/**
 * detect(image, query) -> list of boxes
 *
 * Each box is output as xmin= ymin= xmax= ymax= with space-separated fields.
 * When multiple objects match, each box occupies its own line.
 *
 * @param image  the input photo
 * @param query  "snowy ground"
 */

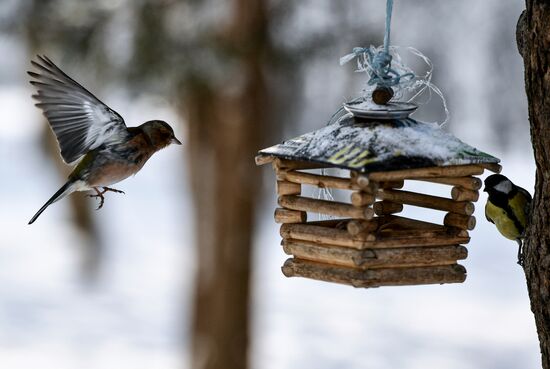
xmin=0 ymin=85 xmax=541 ymax=369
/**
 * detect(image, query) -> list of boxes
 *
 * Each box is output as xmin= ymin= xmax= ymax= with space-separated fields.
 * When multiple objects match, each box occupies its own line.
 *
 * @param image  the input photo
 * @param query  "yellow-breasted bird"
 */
xmin=484 ymin=174 xmax=532 ymax=266
xmin=27 ymin=55 xmax=182 ymax=224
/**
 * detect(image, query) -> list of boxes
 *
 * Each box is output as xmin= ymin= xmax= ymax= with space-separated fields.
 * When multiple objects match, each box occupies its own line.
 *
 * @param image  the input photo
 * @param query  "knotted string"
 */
xmin=340 ymin=0 xmax=413 ymax=89
xmin=338 ymin=0 xmax=450 ymax=125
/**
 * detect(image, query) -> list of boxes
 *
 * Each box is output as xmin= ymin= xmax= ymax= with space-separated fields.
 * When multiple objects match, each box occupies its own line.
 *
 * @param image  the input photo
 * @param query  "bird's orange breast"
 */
xmin=84 ymin=132 xmax=154 ymax=187
xmin=86 ymin=161 xmax=144 ymax=187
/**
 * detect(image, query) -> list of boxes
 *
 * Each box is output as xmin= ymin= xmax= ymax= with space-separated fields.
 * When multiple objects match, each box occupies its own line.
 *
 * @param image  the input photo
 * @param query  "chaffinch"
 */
xmin=28 ymin=55 xmax=181 ymax=224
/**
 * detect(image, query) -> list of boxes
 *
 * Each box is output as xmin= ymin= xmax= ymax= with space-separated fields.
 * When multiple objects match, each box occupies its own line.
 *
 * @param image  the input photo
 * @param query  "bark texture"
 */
xmin=518 ymin=2 xmax=550 ymax=368
xmin=182 ymin=1 xmax=268 ymax=368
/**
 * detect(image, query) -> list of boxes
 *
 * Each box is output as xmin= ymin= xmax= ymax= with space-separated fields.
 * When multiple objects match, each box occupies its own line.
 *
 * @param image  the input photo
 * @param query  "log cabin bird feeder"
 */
xmin=255 ymin=113 xmax=501 ymax=288
xmin=255 ymin=0 xmax=501 ymax=288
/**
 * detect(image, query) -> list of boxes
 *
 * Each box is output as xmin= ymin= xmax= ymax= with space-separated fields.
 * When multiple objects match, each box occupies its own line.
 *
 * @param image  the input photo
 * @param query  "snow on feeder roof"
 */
xmin=256 ymin=114 xmax=500 ymax=174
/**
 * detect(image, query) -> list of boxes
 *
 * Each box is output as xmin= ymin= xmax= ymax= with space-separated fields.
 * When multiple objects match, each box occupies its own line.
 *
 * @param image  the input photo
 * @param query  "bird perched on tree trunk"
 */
xmin=484 ymin=174 xmax=532 ymax=266
xmin=27 ymin=55 xmax=182 ymax=224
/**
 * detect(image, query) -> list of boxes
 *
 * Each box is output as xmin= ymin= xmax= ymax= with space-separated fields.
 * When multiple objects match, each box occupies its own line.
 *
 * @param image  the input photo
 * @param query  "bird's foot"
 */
xmin=88 ymin=187 xmax=125 ymax=210
xmin=517 ymin=254 xmax=525 ymax=267
xmin=516 ymin=239 xmax=524 ymax=267
xmin=88 ymin=187 xmax=106 ymax=210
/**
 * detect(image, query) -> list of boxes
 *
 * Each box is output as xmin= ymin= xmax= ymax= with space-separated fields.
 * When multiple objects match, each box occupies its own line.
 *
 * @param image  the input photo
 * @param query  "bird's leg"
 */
xmin=101 ymin=187 xmax=125 ymax=195
xmin=516 ymin=239 xmax=524 ymax=267
xmin=87 ymin=187 xmax=125 ymax=210
xmin=88 ymin=187 xmax=106 ymax=210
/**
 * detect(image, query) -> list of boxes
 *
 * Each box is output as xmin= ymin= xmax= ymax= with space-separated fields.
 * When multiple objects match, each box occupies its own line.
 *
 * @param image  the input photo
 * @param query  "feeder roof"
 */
xmin=257 ymin=115 xmax=500 ymax=173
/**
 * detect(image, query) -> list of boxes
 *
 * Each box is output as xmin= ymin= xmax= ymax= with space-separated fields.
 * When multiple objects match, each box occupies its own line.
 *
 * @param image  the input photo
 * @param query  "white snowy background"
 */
xmin=0 ymin=0 xmax=539 ymax=368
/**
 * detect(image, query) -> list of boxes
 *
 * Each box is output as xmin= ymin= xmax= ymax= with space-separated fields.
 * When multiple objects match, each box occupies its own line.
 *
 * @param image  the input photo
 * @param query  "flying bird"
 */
xmin=484 ymin=174 xmax=532 ymax=266
xmin=28 ymin=55 xmax=182 ymax=224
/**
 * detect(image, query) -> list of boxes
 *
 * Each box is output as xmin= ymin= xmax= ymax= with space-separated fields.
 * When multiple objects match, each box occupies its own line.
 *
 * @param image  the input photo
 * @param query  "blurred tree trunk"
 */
xmin=182 ymin=1 xmax=268 ymax=368
xmin=517 ymin=3 xmax=550 ymax=368
xmin=44 ymin=130 xmax=101 ymax=280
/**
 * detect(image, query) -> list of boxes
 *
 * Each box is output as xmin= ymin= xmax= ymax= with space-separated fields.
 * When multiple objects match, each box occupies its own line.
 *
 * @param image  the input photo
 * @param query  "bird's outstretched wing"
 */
xmin=28 ymin=55 xmax=128 ymax=164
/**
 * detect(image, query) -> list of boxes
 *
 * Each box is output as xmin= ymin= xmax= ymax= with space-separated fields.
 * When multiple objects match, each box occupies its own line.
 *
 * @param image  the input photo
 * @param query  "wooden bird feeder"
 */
xmin=255 ymin=111 xmax=500 ymax=288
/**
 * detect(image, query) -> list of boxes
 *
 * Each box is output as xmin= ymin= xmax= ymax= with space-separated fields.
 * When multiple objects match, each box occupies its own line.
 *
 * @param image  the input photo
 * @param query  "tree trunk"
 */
xmin=518 ymin=2 xmax=550 ymax=368
xmin=182 ymin=1 xmax=268 ymax=368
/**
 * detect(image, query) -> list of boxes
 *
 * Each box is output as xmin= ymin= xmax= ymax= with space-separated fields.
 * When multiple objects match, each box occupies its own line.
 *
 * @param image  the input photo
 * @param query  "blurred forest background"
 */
xmin=0 ymin=0 xmax=537 ymax=369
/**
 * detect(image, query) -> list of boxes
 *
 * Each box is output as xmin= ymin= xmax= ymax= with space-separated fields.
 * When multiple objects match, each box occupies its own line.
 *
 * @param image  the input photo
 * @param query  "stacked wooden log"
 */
xmin=257 ymin=156 xmax=500 ymax=288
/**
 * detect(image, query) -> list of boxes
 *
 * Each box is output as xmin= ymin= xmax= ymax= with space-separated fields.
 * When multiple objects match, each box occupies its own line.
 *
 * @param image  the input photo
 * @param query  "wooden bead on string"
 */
xmin=372 ymin=86 xmax=394 ymax=105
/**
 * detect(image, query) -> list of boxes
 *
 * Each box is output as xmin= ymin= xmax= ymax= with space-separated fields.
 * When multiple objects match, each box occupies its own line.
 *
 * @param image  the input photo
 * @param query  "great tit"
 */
xmin=484 ymin=174 xmax=532 ymax=266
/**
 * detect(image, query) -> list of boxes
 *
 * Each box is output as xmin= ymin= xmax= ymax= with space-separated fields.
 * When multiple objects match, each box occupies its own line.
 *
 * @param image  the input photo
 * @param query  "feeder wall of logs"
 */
xmin=256 ymin=155 xmax=501 ymax=288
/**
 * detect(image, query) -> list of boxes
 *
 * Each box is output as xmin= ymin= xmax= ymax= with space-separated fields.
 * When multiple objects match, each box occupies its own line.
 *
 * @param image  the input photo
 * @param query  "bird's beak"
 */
xmin=171 ymin=137 xmax=182 ymax=145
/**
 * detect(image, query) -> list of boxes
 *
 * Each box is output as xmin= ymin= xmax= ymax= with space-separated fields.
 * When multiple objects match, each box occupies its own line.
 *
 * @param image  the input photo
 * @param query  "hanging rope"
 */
xmin=383 ymin=0 xmax=393 ymax=54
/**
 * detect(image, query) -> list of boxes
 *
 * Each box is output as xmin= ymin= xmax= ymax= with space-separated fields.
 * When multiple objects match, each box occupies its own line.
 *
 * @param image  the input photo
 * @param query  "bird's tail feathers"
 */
xmin=28 ymin=181 xmax=75 ymax=224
